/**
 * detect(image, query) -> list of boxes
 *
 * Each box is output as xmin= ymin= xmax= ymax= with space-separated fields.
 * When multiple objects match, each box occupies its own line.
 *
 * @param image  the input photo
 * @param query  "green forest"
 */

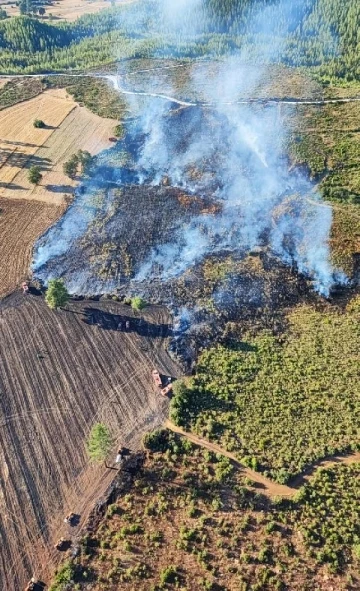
xmin=0 ymin=0 xmax=359 ymax=79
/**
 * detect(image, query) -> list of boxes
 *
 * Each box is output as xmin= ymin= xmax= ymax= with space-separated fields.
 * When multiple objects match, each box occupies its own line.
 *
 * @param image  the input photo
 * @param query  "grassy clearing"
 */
xmin=55 ymin=430 xmax=360 ymax=590
xmin=170 ymin=301 xmax=360 ymax=483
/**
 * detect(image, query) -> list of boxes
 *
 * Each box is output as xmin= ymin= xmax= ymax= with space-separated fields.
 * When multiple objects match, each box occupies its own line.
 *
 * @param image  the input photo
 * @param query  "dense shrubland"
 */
xmin=170 ymin=300 xmax=360 ymax=483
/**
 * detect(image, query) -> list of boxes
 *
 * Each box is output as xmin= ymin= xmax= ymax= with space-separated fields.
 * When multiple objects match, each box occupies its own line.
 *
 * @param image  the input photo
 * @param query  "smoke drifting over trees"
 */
xmin=34 ymin=0 xmax=346 ymax=297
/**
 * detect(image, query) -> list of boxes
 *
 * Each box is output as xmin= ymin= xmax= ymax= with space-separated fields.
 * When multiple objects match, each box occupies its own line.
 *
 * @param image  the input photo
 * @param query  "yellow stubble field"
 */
xmin=0 ymin=87 xmax=117 ymax=205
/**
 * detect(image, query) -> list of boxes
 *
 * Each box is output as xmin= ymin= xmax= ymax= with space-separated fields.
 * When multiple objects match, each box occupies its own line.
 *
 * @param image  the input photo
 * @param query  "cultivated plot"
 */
xmin=0 ymin=293 xmax=179 ymax=589
xmin=0 ymin=88 xmax=116 ymax=205
xmin=0 ymin=197 xmax=64 ymax=298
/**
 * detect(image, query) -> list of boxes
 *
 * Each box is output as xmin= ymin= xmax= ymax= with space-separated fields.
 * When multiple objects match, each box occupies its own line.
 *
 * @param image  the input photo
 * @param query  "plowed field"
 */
xmin=0 ymin=293 xmax=179 ymax=589
xmin=0 ymin=88 xmax=116 ymax=205
xmin=0 ymin=197 xmax=64 ymax=298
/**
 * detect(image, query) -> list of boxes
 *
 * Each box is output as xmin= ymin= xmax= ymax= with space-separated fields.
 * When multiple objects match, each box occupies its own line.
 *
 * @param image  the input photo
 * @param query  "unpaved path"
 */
xmin=1 ymin=73 xmax=360 ymax=109
xmin=165 ymin=420 xmax=360 ymax=499
xmin=164 ymin=420 xmax=294 ymax=498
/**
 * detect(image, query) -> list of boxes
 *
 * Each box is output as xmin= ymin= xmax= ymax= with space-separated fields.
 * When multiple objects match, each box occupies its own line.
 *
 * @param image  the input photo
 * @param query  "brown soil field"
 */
xmin=0 ymin=88 xmax=117 ymax=205
xmin=0 ymin=0 xmax=136 ymax=20
xmin=0 ymin=292 xmax=179 ymax=589
xmin=0 ymin=197 xmax=64 ymax=298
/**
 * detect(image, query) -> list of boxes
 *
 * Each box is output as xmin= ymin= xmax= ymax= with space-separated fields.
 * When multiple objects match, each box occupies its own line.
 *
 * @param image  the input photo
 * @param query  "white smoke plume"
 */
xmin=33 ymin=0 xmax=346 ymax=297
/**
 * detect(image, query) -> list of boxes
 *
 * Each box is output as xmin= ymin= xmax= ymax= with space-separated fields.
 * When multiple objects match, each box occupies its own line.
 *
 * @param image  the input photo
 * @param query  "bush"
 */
xmin=45 ymin=278 xmax=69 ymax=309
xmin=28 ymin=165 xmax=42 ymax=184
xmin=131 ymin=296 xmax=146 ymax=311
xmin=49 ymin=561 xmax=75 ymax=591
xmin=87 ymin=423 xmax=113 ymax=463
xmin=63 ymin=154 xmax=79 ymax=178
xmin=143 ymin=429 xmax=170 ymax=453
xmin=33 ymin=118 xmax=45 ymax=128
xmin=114 ymin=123 xmax=124 ymax=138
xmin=159 ymin=565 xmax=180 ymax=586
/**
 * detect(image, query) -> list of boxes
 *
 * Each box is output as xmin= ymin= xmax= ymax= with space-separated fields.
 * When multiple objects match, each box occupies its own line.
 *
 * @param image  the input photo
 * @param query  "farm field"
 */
xmin=0 ymin=292 xmax=179 ymax=589
xmin=54 ymin=429 xmax=360 ymax=590
xmin=0 ymin=87 xmax=117 ymax=205
xmin=0 ymin=0 xmax=136 ymax=21
xmin=0 ymin=197 xmax=64 ymax=297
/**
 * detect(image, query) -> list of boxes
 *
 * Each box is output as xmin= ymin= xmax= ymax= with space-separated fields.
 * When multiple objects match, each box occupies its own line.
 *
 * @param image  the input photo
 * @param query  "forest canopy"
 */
xmin=0 ymin=0 xmax=359 ymax=80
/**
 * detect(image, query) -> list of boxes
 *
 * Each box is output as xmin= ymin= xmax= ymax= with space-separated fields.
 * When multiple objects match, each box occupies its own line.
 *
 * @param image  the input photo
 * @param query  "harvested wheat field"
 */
xmin=0 ymin=88 xmax=117 ymax=205
xmin=0 ymin=0 xmax=136 ymax=20
xmin=0 ymin=197 xmax=64 ymax=298
xmin=0 ymin=292 xmax=179 ymax=589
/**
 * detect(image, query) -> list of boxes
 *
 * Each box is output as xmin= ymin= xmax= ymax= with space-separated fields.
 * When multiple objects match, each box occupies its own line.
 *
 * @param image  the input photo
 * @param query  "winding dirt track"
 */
xmin=0 ymin=293 xmax=179 ymax=590
xmin=1 ymin=73 xmax=360 ymax=109
xmin=165 ymin=421 xmax=360 ymax=499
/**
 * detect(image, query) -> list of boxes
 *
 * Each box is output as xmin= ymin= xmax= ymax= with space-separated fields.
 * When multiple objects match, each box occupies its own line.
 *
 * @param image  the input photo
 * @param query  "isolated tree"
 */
xmin=77 ymin=150 xmax=92 ymax=173
xmin=28 ymin=165 xmax=42 ymax=185
xmin=113 ymin=124 xmax=123 ymax=138
xmin=0 ymin=7 xmax=8 ymax=19
xmin=38 ymin=6 xmax=45 ymax=15
xmin=63 ymin=155 xmax=79 ymax=178
xmin=45 ymin=278 xmax=69 ymax=309
xmin=33 ymin=118 xmax=45 ymax=128
xmin=131 ymin=296 xmax=146 ymax=311
xmin=87 ymin=423 xmax=113 ymax=464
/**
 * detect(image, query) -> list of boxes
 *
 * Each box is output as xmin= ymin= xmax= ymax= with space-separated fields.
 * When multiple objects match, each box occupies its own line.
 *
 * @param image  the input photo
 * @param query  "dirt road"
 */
xmin=165 ymin=421 xmax=360 ymax=499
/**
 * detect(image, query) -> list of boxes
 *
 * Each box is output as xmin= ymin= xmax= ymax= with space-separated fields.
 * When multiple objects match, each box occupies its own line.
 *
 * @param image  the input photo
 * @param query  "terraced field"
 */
xmin=0 ymin=293 xmax=179 ymax=589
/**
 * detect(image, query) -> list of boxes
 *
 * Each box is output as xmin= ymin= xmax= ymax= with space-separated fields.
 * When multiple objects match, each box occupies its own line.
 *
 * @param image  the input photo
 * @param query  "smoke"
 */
xmin=33 ymin=0 xmax=346 ymax=299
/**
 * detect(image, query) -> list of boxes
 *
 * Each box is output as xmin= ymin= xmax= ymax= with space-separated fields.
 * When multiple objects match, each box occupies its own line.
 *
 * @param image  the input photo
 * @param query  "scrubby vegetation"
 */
xmin=288 ymin=100 xmax=360 ymax=206
xmin=170 ymin=301 xmax=360 ymax=483
xmin=52 ymin=430 xmax=360 ymax=590
xmin=288 ymin=463 xmax=360 ymax=574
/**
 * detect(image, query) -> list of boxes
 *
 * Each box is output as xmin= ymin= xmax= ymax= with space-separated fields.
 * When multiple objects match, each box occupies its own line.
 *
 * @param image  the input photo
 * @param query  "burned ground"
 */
xmin=0 ymin=292 xmax=179 ymax=589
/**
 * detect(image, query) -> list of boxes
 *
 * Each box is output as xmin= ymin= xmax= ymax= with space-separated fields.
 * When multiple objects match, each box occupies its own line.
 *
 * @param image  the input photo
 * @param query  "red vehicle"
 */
xmin=152 ymin=369 xmax=162 ymax=387
xmin=108 ymin=137 xmax=118 ymax=142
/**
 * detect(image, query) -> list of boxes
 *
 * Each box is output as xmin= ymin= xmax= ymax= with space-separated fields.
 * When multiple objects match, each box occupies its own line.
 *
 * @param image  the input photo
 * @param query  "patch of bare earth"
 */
xmin=0 ymin=293 xmax=179 ymax=589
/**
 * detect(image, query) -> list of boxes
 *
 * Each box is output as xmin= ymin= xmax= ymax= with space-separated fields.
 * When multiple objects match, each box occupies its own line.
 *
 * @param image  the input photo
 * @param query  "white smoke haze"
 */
xmin=33 ymin=0 xmax=347 ymax=299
